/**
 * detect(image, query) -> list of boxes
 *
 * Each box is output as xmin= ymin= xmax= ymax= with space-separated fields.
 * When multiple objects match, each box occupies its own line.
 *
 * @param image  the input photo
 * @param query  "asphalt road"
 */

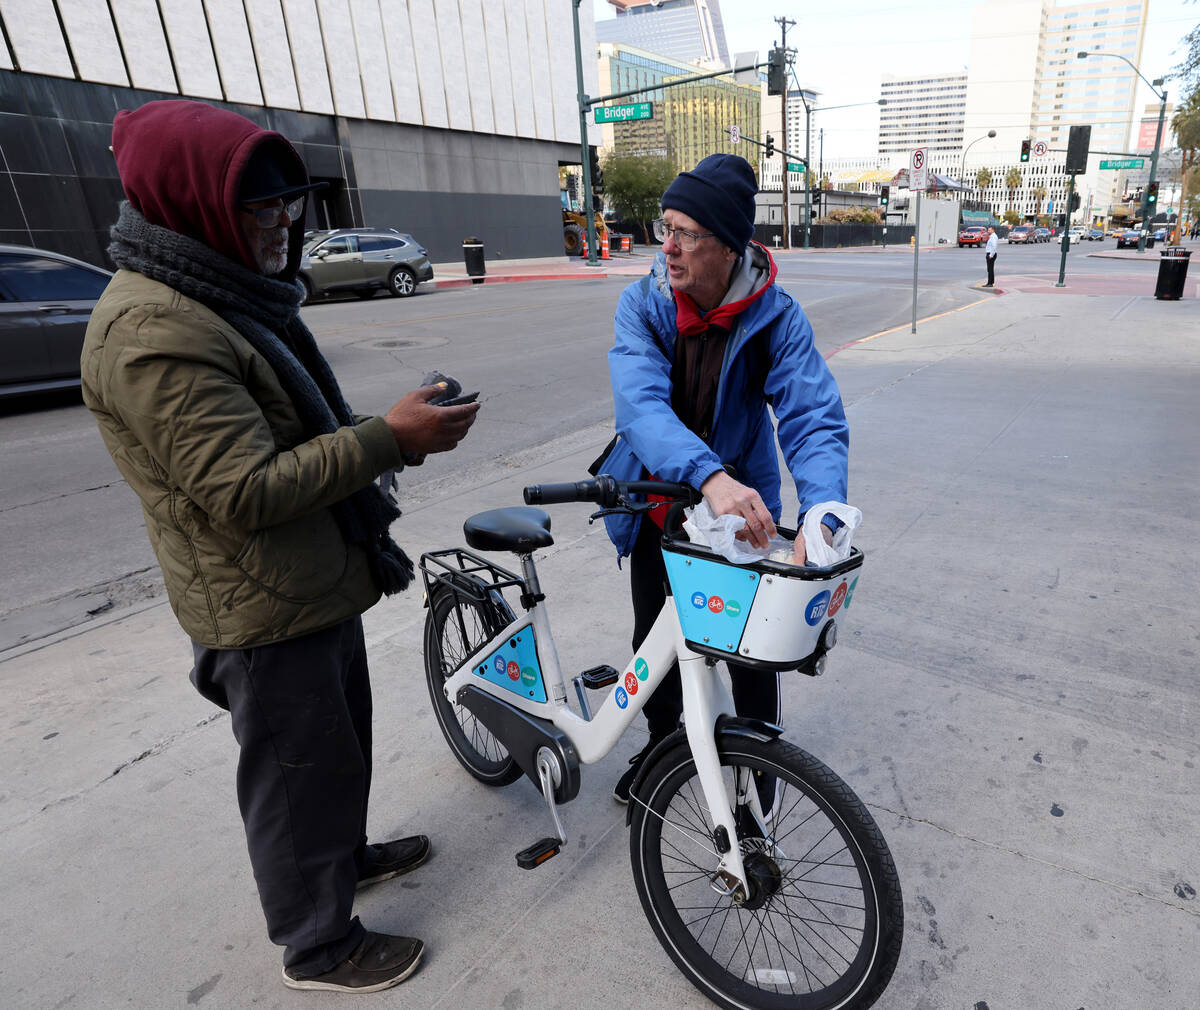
xmin=0 ymin=239 xmax=1133 ymax=651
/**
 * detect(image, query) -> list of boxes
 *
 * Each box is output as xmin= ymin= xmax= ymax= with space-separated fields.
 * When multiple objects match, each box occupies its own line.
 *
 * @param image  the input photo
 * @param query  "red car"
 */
xmin=958 ymin=226 xmax=988 ymax=247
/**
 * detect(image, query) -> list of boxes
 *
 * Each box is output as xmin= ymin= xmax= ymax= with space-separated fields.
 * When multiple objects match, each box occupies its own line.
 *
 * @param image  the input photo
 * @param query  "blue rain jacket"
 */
xmin=600 ymin=250 xmax=849 ymax=559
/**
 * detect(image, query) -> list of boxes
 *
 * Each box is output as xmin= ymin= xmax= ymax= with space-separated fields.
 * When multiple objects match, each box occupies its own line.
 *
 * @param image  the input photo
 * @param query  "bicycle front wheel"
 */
xmin=629 ymin=736 xmax=903 ymax=1010
xmin=423 ymin=586 xmax=522 ymax=786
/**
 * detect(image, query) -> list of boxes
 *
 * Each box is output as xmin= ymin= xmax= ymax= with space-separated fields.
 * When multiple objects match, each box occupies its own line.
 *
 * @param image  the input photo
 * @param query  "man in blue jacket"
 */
xmin=597 ymin=154 xmax=849 ymax=803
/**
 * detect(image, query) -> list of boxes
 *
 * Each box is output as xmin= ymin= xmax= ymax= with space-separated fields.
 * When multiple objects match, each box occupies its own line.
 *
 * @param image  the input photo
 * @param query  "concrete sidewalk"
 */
xmin=2 ymin=289 xmax=1197 ymax=1008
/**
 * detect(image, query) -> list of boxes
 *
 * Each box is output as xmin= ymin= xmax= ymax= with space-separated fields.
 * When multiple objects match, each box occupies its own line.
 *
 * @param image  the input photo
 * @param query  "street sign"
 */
xmin=787 ymin=162 xmax=804 ymax=173
xmin=1100 ymin=158 xmax=1144 ymax=170
xmin=729 ymin=124 xmax=740 ymax=144
xmin=594 ymin=102 xmax=653 ymax=124
xmin=910 ymin=147 xmax=928 ymax=191
xmin=1033 ymin=140 xmax=1048 ymax=158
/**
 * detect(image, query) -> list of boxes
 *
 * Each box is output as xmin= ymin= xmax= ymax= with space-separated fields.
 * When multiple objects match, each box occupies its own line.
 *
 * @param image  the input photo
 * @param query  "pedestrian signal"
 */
xmin=767 ymin=49 xmax=786 ymax=96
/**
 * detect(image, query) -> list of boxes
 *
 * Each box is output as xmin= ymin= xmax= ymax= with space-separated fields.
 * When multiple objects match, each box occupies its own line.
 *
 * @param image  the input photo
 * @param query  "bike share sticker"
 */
xmin=662 ymin=550 xmax=760 ymax=653
xmin=828 ymin=581 xmax=848 ymax=616
xmin=691 ymin=591 xmax=707 ymax=609
xmin=615 ymin=686 xmax=629 ymax=709
xmin=476 ymin=631 xmax=548 ymax=703
xmin=624 ymin=671 xmax=638 ymax=695
xmin=634 ymin=657 xmax=649 ymax=681
xmin=805 ymin=590 xmax=831 ymax=626
xmin=844 ymin=576 xmax=859 ymax=609
xmin=707 ymin=595 xmax=724 ymax=614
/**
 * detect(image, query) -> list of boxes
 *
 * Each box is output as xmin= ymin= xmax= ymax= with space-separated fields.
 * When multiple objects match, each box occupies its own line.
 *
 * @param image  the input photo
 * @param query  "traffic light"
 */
xmin=1020 ymin=139 xmax=1031 ymax=163
xmin=880 ymin=185 xmax=890 ymax=206
xmin=1147 ymin=180 xmax=1159 ymax=205
xmin=767 ymin=48 xmax=786 ymax=96
xmin=567 ymin=175 xmax=578 ymax=201
xmin=589 ymin=147 xmax=604 ymax=193
xmin=1069 ymin=191 xmax=1081 ymax=212
xmin=764 ymin=133 xmax=775 ymax=158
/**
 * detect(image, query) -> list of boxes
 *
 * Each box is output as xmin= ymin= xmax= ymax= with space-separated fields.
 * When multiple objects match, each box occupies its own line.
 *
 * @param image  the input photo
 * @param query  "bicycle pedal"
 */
xmin=516 ymin=837 xmax=562 ymax=869
xmin=579 ymin=664 xmax=619 ymax=690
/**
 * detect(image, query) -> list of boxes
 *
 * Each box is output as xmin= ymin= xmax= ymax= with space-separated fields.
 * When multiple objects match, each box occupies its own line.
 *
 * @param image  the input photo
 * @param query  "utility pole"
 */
xmin=775 ymin=16 xmax=795 ymax=250
xmin=570 ymin=0 xmax=598 ymax=265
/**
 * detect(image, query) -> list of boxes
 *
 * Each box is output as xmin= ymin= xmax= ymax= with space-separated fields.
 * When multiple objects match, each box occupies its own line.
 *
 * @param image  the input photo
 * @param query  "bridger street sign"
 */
xmin=1100 ymin=158 xmax=1144 ymax=170
xmin=594 ymin=102 xmax=653 ymax=124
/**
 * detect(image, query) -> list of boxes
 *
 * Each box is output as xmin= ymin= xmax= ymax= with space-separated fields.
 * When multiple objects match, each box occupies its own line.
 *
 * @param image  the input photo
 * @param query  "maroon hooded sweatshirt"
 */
xmin=111 ymin=99 xmax=309 ymax=279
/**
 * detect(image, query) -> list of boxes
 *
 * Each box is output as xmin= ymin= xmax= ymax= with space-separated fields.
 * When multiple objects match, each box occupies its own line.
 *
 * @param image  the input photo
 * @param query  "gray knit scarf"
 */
xmin=108 ymin=201 xmax=413 ymax=595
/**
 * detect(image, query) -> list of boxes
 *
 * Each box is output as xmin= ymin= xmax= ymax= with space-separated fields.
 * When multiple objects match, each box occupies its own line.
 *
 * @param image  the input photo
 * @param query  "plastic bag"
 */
xmin=682 ymin=501 xmax=794 ymax=566
xmin=800 ymin=502 xmax=862 ymax=567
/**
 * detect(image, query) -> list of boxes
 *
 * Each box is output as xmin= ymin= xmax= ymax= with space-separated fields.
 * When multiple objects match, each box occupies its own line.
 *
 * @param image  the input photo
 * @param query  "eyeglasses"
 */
xmin=652 ymin=218 xmax=715 ymax=252
xmin=241 ymin=196 xmax=306 ymax=228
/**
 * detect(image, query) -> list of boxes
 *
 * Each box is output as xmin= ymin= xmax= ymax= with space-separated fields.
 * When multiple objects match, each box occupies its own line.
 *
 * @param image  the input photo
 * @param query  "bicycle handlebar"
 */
xmin=523 ymin=475 xmax=700 ymax=509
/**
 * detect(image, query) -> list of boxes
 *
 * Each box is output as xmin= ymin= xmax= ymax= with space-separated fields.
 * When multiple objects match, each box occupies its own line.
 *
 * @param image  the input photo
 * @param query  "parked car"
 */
xmin=957 ymin=225 xmax=988 ymax=247
xmin=298 ymin=228 xmax=434 ymax=302
xmin=1153 ymin=227 xmax=1168 ymax=242
xmin=0 ymin=244 xmax=113 ymax=399
xmin=1034 ymin=227 xmax=1051 ymax=243
xmin=1008 ymin=225 xmax=1035 ymax=244
xmin=1117 ymin=229 xmax=1154 ymax=249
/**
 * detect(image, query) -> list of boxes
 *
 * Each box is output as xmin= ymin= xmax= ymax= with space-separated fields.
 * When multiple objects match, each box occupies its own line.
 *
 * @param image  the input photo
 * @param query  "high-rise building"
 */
xmin=0 ymin=0 xmax=598 ymax=265
xmin=759 ymin=88 xmax=819 ymax=192
xmin=877 ymin=73 xmax=967 ymax=158
xmin=596 ymin=43 xmax=759 ymax=175
xmin=596 ymin=0 xmax=730 ymax=67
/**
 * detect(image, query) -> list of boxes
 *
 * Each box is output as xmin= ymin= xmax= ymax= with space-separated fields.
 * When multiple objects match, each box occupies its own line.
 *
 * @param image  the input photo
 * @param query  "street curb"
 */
xmin=434 ymin=272 xmax=607 ymax=289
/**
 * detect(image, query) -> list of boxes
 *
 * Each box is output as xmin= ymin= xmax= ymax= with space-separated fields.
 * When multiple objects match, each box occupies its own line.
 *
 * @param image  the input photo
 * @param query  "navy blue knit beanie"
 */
xmin=661 ymin=154 xmax=758 ymax=252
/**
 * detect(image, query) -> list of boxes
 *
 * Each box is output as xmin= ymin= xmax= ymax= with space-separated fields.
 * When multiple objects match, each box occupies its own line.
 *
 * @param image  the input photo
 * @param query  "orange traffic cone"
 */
xmin=600 ymin=230 xmax=610 ymax=259
xmin=581 ymin=234 xmax=588 ymax=258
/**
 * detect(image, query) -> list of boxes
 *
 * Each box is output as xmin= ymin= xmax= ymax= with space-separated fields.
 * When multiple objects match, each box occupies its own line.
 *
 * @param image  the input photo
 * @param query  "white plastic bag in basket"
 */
xmin=681 ymin=500 xmax=793 ymax=565
xmin=801 ymin=502 xmax=862 ymax=567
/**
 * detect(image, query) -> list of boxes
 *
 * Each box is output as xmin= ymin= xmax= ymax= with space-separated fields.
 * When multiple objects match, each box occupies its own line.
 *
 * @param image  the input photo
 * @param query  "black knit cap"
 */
xmin=661 ymin=153 xmax=758 ymax=253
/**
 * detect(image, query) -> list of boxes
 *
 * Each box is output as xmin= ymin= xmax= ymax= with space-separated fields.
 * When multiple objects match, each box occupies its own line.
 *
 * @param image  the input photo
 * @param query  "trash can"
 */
xmin=1155 ymin=247 xmax=1191 ymax=301
xmin=462 ymin=237 xmax=485 ymax=284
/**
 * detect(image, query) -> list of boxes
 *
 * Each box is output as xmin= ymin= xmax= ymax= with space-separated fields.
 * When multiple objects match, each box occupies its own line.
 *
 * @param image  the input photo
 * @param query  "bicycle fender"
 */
xmin=457 ymin=685 xmax=581 ymax=804
xmin=624 ymin=716 xmax=783 ymax=826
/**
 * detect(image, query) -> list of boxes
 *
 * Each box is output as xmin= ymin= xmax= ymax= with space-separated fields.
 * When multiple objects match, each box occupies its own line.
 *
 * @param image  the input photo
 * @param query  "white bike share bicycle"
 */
xmin=420 ymin=476 xmax=903 ymax=1010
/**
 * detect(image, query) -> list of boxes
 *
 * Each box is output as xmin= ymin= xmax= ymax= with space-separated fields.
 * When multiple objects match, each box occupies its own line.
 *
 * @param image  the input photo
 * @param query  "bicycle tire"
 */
xmin=629 ymin=736 xmax=903 ymax=1010
xmin=423 ymin=586 xmax=523 ymax=786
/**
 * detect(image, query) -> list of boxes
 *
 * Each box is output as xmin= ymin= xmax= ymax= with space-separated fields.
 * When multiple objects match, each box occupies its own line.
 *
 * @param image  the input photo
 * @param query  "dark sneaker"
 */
xmin=282 ymin=932 xmax=423 ymax=993
xmin=613 ymin=737 xmax=667 ymax=805
xmin=357 ymin=835 xmax=431 ymax=889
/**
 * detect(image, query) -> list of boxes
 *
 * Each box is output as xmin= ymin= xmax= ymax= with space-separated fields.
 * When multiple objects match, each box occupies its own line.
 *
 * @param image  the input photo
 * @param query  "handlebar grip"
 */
xmin=523 ymin=481 xmax=598 ymax=505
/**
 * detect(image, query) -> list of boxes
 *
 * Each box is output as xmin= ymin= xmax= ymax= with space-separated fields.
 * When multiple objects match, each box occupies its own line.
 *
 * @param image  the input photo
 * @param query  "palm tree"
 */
xmin=1033 ymin=184 xmax=1047 ymax=218
xmin=976 ymin=166 xmax=993 ymax=190
xmin=1005 ymin=167 xmax=1023 ymax=212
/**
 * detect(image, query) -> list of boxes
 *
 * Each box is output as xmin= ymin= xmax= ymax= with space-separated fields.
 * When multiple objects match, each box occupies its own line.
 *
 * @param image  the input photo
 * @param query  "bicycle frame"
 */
xmin=438 ymin=553 xmax=757 ymax=893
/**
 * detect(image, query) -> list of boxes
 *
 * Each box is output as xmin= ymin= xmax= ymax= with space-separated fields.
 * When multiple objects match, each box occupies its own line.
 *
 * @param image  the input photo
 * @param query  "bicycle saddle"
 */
xmin=463 ymin=507 xmax=553 ymax=553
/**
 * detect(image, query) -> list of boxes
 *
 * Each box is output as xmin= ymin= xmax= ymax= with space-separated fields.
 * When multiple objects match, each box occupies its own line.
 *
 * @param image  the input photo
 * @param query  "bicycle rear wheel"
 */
xmin=423 ymin=585 xmax=522 ymax=786
xmin=629 ymin=736 xmax=903 ymax=1010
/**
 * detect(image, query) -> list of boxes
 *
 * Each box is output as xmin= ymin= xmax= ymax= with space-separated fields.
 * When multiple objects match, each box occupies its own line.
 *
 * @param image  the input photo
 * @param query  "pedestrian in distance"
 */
xmin=592 ymin=153 xmax=850 ymax=804
xmin=984 ymin=226 xmax=998 ymax=286
xmin=81 ymin=99 xmax=481 ymax=994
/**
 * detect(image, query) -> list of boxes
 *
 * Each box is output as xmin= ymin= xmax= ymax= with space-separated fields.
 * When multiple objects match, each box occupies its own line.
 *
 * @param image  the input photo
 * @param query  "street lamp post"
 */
xmin=960 ymin=129 xmax=997 ymax=209
xmin=1078 ymin=50 xmax=1166 ymax=253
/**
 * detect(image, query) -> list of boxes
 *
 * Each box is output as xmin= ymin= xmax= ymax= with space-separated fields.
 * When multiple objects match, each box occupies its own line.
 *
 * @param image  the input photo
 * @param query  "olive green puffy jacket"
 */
xmin=82 ymin=270 xmax=404 ymax=648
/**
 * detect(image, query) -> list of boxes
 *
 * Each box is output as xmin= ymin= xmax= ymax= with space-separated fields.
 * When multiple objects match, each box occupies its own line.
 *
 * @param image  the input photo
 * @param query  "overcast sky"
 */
xmin=590 ymin=0 xmax=1197 ymax=158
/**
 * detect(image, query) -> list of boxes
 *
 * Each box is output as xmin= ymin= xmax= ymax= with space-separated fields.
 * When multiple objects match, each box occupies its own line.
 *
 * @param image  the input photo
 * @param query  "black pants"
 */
xmin=630 ymin=517 xmax=781 ymax=740
xmin=986 ymin=253 xmax=996 ymax=285
xmin=191 ymin=617 xmax=373 ymax=975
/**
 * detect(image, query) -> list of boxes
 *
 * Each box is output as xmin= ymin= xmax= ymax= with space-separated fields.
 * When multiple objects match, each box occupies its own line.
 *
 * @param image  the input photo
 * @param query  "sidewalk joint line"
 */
xmin=825 ymin=295 xmax=993 ymax=359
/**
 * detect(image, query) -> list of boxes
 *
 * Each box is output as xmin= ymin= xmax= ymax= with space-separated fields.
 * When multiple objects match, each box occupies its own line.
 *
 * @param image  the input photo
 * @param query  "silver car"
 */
xmin=0 ymin=244 xmax=112 ymax=399
xmin=299 ymin=228 xmax=434 ymax=302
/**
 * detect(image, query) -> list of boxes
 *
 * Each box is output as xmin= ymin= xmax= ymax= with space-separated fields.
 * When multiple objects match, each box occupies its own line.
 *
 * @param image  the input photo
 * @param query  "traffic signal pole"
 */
xmin=1055 ymin=174 xmax=1076 ymax=287
xmin=1138 ymin=90 xmax=1167 ymax=254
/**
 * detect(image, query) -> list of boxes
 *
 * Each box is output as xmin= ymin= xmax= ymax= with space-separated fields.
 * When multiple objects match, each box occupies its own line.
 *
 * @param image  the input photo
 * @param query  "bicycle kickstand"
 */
xmin=515 ymin=747 xmax=567 ymax=870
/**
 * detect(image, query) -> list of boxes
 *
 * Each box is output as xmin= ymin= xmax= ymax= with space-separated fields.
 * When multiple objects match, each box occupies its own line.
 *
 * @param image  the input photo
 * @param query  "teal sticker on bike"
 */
xmin=475 ymin=631 xmax=547 ymax=703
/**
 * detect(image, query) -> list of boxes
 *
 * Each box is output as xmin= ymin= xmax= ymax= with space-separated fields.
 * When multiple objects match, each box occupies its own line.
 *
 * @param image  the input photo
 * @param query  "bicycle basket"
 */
xmin=660 ymin=527 xmax=864 ymax=671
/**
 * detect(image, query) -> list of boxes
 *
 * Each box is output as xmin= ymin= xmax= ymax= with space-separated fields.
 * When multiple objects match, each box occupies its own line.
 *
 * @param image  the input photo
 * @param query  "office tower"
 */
xmin=878 ymin=73 xmax=968 ymax=157
xmin=596 ymin=0 xmax=730 ymax=67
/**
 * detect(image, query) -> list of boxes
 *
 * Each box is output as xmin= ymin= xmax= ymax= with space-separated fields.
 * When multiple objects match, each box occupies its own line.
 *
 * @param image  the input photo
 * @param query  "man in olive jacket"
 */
xmin=81 ymin=100 xmax=478 ymax=994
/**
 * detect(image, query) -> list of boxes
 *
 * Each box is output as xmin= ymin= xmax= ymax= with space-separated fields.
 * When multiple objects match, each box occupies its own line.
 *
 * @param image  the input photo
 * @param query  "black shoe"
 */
xmin=613 ymin=736 xmax=668 ymax=805
xmin=357 ymin=835 xmax=431 ymax=889
xmin=282 ymin=932 xmax=424 ymax=993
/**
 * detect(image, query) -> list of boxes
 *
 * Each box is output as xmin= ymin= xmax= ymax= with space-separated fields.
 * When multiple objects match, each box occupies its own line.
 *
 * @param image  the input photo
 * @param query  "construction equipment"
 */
xmin=563 ymin=208 xmax=609 ymax=257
